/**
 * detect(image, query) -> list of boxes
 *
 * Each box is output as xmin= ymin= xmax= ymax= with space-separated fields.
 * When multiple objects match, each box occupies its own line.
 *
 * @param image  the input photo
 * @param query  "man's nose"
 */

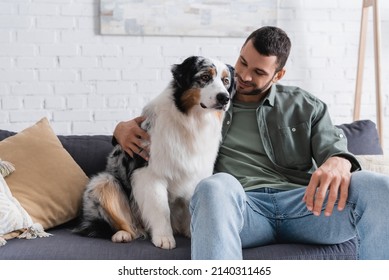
xmin=239 ymin=68 xmax=252 ymax=82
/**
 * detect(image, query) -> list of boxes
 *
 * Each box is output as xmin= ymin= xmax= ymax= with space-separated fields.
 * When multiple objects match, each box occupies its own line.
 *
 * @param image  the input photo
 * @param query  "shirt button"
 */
xmin=339 ymin=133 xmax=344 ymax=138
xmin=227 ymin=121 xmax=230 ymax=125
xmin=291 ymin=127 xmax=296 ymax=132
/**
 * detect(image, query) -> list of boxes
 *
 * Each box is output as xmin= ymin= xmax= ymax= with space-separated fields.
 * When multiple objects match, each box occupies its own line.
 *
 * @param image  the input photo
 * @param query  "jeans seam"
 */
xmin=239 ymin=200 xmax=246 ymax=233
xmin=189 ymin=199 xmax=197 ymax=236
xmin=353 ymin=212 xmax=361 ymax=260
xmin=270 ymin=194 xmax=283 ymax=239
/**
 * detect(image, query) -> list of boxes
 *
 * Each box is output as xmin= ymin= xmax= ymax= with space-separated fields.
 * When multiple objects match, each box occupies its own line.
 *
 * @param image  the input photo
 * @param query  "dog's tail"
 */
xmin=73 ymin=216 xmax=116 ymax=239
xmin=72 ymin=173 xmax=118 ymax=239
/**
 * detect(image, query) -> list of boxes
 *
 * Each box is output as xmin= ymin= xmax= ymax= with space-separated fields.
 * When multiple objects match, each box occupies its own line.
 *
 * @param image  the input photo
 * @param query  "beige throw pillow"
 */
xmin=0 ymin=118 xmax=88 ymax=229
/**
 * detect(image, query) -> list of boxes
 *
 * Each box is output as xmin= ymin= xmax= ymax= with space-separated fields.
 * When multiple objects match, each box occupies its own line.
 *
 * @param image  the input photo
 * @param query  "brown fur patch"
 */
xmin=92 ymin=179 xmax=138 ymax=239
xmin=180 ymin=88 xmax=201 ymax=113
xmin=208 ymin=67 xmax=216 ymax=77
xmin=214 ymin=111 xmax=223 ymax=122
xmin=222 ymin=69 xmax=229 ymax=80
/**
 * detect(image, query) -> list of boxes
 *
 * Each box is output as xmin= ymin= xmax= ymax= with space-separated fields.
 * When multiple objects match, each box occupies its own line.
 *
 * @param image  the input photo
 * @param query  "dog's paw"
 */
xmin=111 ymin=230 xmax=135 ymax=243
xmin=152 ymin=235 xmax=176 ymax=249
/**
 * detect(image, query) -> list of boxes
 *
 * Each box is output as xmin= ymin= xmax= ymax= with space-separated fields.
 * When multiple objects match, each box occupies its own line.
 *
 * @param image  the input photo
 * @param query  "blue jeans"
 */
xmin=189 ymin=171 xmax=389 ymax=260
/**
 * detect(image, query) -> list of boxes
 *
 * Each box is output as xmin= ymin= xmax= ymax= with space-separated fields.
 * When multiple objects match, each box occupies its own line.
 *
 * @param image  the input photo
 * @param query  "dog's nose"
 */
xmin=216 ymin=93 xmax=230 ymax=105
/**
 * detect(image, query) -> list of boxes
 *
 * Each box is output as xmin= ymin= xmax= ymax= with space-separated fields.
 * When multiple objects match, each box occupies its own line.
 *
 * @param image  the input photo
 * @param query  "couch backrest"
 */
xmin=0 ymin=119 xmax=383 ymax=178
xmin=57 ymin=135 xmax=113 ymax=177
xmin=336 ymin=119 xmax=383 ymax=155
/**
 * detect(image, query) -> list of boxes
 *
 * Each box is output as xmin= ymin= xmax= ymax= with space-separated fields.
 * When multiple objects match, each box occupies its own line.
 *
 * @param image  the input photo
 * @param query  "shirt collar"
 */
xmin=264 ymin=84 xmax=277 ymax=107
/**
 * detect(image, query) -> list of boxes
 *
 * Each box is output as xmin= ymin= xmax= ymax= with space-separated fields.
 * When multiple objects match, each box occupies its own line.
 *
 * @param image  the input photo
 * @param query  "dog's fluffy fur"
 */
xmin=74 ymin=56 xmax=234 ymax=249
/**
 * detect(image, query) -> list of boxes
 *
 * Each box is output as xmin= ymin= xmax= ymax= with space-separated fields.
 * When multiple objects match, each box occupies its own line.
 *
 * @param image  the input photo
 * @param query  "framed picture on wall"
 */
xmin=100 ymin=0 xmax=276 ymax=37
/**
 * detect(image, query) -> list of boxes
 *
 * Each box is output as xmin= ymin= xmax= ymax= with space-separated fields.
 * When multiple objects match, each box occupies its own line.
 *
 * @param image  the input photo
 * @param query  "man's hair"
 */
xmin=244 ymin=26 xmax=291 ymax=72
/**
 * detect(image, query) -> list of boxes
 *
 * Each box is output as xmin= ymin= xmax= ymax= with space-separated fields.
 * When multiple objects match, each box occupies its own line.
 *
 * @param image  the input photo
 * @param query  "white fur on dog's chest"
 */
xmin=140 ymin=93 xmax=223 ymax=197
xmin=130 ymin=98 xmax=224 ymax=241
xmin=148 ymin=111 xmax=222 ymax=182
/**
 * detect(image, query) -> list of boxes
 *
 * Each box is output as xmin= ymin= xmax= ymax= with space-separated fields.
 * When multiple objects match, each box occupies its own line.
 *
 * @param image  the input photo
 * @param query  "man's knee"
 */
xmin=349 ymin=170 xmax=389 ymax=202
xmin=351 ymin=170 xmax=389 ymax=188
xmin=194 ymin=172 xmax=243 ymax=199
xmin=190 ymin=173 xmax=245 ymax=213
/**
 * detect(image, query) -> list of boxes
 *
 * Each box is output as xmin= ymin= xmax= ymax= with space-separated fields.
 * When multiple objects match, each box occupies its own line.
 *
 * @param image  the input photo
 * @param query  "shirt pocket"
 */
xmin=276 ymin=122 xmax=312 ymax=169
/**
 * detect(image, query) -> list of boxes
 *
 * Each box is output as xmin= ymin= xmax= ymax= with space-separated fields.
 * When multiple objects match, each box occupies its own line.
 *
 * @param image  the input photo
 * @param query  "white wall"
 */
xmin=0 ymin=0 xmax=388 ymax=154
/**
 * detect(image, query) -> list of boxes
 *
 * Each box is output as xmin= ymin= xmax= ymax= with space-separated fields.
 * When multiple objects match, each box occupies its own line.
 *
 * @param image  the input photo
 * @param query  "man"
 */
xmin=113 ymin=26 xmax=389 ymax=259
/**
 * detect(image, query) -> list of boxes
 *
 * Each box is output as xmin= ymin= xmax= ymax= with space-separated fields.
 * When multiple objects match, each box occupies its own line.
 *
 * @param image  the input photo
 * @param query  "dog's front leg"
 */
xmin=132 ymin=169 xmax=176 ymax=249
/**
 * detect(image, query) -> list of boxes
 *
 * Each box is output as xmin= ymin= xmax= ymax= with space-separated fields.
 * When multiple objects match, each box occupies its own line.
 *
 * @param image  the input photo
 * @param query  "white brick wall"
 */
xmin=0 ymin=0 xmax=388 ymax=154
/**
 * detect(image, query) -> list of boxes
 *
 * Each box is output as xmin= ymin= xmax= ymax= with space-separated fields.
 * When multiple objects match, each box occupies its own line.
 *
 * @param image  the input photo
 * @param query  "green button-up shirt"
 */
xmin=216 ymin=83 xmax=360 ymax=188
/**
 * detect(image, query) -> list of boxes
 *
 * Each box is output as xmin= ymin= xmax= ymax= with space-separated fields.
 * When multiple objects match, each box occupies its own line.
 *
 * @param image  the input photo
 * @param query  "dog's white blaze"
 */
xmin=199 ymin=59 xmax=230 ymax=109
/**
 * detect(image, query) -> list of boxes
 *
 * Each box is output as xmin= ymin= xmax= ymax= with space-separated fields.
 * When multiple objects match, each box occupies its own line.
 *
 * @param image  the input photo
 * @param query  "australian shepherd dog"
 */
xmin=74 ymin=56 xmax=234 ymax=249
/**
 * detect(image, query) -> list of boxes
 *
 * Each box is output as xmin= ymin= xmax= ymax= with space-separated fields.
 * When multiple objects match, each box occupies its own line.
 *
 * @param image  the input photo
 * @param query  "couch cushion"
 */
xmin=0 ymin=129 xmax=15 ymax=140
xmin=336 ymin=120 xmax=383 ymax=155
xmin=242 ymin=238 xmax=357 ymax=260
xmin=0 ymin=223 xmax=356 ymax=260
xmin=0 ymin=118 xmax=89 ymax=229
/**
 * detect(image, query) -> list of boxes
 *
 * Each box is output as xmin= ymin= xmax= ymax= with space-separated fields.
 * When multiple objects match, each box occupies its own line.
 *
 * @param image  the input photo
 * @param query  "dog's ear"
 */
xmin=171 ymin=56 xmax=199 ymax=89
xmin=226 ymin=64 xmax=236 ymax=98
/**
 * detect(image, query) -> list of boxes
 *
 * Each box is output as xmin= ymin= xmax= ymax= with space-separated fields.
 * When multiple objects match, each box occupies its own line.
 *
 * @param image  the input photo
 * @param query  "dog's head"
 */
xmin=171 ymin=56 xmax=234 ymax=114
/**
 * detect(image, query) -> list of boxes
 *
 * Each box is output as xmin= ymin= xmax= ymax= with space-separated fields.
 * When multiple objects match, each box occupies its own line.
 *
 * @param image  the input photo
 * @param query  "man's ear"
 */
xmin=273 ymin=68 xmax=286 ymax=83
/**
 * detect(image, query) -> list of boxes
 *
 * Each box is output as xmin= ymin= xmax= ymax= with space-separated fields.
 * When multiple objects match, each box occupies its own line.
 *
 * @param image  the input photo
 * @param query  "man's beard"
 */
xmin=237 ymin=75 xmax=274 ymax=96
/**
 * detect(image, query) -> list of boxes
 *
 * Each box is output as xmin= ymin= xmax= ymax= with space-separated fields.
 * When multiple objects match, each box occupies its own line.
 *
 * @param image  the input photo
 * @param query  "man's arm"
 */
xmin=112 ymin=116 xmax=150 ymax=160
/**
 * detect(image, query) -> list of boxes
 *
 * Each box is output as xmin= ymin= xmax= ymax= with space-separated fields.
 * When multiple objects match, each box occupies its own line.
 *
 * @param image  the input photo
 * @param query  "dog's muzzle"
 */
xmin=200 ymin=92 xmax=230 ymax=110
xmin=215 ymin=92 xmax=230 ymax=110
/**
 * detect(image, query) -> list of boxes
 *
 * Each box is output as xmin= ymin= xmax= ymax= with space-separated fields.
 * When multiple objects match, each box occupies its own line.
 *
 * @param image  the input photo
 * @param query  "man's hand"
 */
xmin=113 ymin=116 xmax=151 ymax=160
xmin=303 ymin=156 xmax=352 ymax=217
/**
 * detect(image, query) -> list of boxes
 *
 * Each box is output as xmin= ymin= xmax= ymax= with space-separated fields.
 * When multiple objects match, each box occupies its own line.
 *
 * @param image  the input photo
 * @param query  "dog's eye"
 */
xmin=201 ymin=74 xmax=211 ymax=82
xmin=222 ymin=77 xmax=230 ymax=86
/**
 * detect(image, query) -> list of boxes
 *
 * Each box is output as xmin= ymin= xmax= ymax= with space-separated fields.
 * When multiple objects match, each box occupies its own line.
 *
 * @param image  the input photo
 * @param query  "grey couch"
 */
xmin=0 ymin=120 xmax=383 ymax=260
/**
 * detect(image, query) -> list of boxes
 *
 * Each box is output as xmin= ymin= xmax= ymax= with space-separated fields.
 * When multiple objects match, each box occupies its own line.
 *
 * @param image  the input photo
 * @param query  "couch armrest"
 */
xmin=355 ymin=155 xmax=389 ymax=175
